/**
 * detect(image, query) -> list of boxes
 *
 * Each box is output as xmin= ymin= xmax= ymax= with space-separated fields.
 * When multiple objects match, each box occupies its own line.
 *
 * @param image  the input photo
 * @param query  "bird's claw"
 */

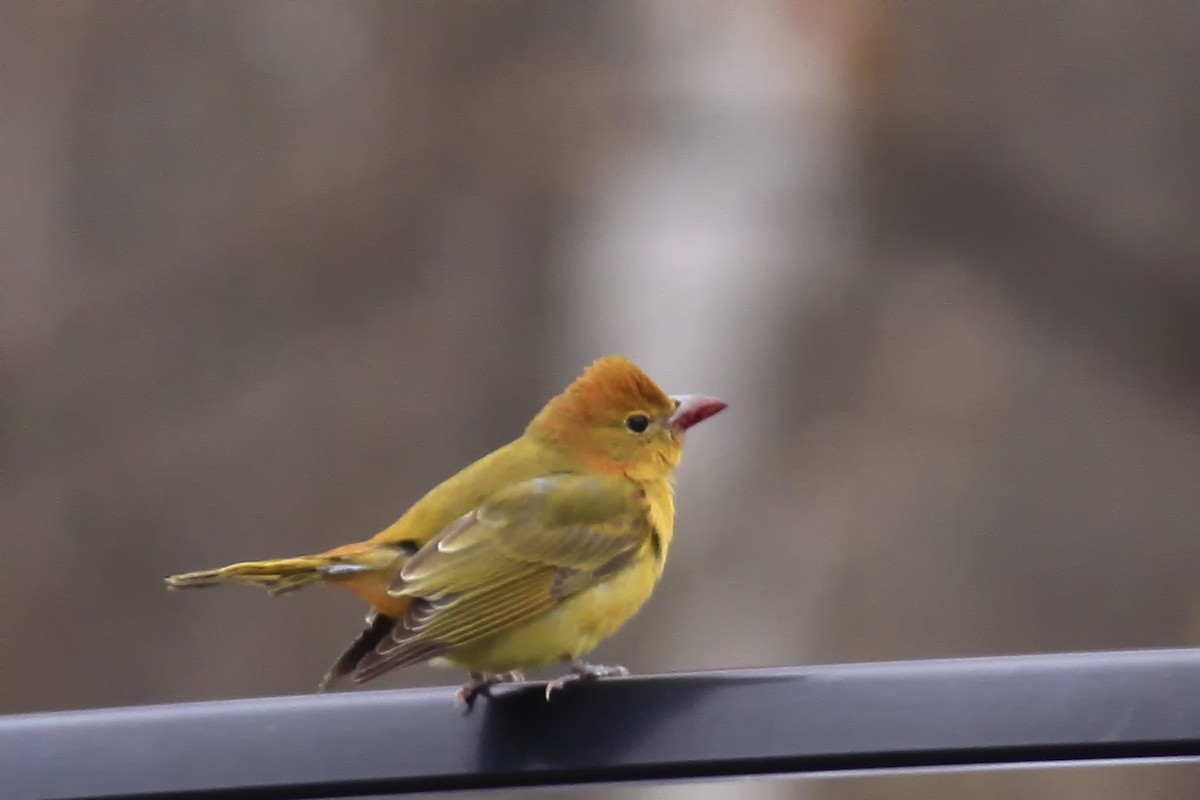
xmin=543 ymin=676 xmax=568 ymax=700
xmin=544 ymin=662 xmax=628 ymax=701
xmin=454 ymin=680 xmax=490 ymax=712
xmin=454 ymin=671 xmax=524 ymax=712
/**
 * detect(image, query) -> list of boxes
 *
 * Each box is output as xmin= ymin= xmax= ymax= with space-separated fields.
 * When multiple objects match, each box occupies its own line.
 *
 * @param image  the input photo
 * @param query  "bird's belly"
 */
xmin=447 ymin=557 xmax=659 ymax=674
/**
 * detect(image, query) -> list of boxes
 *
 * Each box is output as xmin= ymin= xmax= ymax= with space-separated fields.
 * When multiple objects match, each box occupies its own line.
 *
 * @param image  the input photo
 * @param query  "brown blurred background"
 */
xmin=3 ymin=2 xmax=1200 ymax=798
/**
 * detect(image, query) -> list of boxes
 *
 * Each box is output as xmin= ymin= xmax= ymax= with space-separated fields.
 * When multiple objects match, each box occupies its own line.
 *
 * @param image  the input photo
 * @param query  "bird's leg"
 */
xmin=544 ymin=660 xmax=629 ymax=700
xmin=454 ymin=671 xmax=525 ymax=712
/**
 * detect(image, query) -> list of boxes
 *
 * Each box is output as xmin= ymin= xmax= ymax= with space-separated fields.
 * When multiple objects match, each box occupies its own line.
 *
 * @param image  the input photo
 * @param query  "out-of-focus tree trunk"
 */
xmin=551 ymin=4 xmax=864 ymax=800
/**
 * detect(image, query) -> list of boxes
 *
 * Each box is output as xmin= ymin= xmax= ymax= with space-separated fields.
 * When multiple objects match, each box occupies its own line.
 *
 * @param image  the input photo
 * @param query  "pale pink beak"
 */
xmin=668 ymin=394 xmax=728 ymax=431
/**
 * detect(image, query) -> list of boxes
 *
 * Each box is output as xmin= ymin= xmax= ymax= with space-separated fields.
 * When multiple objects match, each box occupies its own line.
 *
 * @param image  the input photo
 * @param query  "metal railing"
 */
xmin=5 ymin=648 xmax=1200 ymax=800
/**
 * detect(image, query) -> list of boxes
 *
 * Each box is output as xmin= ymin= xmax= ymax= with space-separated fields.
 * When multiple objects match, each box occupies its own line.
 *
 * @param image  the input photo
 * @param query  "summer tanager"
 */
xmin=166 ymin=356 xmax=725 ymax=706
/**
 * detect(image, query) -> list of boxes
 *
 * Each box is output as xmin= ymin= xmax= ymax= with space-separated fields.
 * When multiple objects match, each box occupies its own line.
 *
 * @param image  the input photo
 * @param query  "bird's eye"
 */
xmin=625 ymin=413 xmax=650 ymax=434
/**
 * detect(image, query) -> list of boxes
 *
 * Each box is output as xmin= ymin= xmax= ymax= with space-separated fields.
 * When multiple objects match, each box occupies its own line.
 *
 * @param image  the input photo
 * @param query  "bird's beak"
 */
xmin=668 ymin=394 xmax=728 ymax=431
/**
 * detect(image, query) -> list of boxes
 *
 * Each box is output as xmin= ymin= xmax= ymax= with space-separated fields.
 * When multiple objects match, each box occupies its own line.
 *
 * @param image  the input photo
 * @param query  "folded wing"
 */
xmin=353 ymin=473 xmax=651 ymax=682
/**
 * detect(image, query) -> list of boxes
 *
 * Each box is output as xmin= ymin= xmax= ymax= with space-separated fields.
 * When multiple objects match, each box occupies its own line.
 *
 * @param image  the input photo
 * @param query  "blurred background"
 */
xmin=3 ymin=1 xmax=1200 ymax=798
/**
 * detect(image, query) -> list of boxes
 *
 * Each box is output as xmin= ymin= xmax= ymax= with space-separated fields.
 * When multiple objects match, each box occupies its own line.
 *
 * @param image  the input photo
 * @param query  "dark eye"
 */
xmin=625 ymin=413 xmax=650 ymax=434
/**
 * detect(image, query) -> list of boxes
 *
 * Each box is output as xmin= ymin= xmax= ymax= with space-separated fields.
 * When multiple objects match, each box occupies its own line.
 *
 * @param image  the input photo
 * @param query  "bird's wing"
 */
xmin=352 ymin=474 xmax=651 ymax=682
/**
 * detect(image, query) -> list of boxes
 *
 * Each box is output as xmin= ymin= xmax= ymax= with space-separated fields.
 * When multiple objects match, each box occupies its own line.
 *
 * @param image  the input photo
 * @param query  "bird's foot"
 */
xmin=454 ymin=671 xmax=524 ymax=713
xmin=544 ymin=661 xmax=629 ymax=700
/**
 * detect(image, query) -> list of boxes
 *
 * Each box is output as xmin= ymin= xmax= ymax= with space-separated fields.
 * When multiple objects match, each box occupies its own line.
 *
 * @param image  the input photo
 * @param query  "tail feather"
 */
xmin=166 ymin=542 xmax=418 ymax=640
xmin=318 ymin=611 xmax=397 ymax=691
xmin=165 ymin=555 xmax=357 ymax=594
xmin=165 ymin=540 xmax=414 ymax=594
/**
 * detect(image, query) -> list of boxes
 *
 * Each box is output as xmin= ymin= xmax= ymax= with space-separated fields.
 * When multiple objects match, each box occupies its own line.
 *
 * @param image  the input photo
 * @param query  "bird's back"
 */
xmin=370 ymin=434 xmax=569 ymax=550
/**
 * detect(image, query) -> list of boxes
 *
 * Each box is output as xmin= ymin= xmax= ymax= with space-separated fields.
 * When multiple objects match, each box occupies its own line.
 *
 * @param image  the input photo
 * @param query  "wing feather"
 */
xmin=353 ymin=474 xmax=651 ymax=683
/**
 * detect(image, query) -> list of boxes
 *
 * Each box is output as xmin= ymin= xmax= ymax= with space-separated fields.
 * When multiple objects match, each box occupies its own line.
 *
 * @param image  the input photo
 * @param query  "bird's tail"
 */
xmin=165 ymin=541 xmax=411 ymax=598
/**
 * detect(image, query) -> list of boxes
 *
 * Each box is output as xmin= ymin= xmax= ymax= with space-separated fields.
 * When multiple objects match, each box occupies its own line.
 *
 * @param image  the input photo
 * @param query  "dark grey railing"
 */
xmin=5 ymin=649 xmax=1200 ymax=800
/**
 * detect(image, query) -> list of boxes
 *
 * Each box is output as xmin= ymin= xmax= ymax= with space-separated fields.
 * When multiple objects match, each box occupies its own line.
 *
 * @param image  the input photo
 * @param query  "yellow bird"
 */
xmin=167 ymin=356 xmax=726 ymax=706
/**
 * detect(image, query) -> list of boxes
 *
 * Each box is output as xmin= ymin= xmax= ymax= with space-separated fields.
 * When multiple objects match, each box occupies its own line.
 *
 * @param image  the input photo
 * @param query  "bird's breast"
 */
xmin=446 ymin=548 xmax=662 ymax=673
xmin=560 ymin=551 xmax=660 ymax=646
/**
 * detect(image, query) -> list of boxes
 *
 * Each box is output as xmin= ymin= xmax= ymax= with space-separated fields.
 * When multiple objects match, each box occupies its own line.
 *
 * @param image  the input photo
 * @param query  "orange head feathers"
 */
xmin=527 ymin=356 xmax=726 ymax=479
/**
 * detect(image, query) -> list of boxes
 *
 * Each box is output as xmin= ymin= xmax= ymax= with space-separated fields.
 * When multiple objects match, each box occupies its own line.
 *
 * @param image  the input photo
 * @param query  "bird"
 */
xmin=166 ymin=355 xmax=726 ymax=707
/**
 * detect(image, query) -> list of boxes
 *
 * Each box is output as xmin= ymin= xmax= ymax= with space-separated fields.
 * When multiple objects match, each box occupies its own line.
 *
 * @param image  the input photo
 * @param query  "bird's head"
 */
xmin=528 ymin=356 xmax=726 ymax=480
